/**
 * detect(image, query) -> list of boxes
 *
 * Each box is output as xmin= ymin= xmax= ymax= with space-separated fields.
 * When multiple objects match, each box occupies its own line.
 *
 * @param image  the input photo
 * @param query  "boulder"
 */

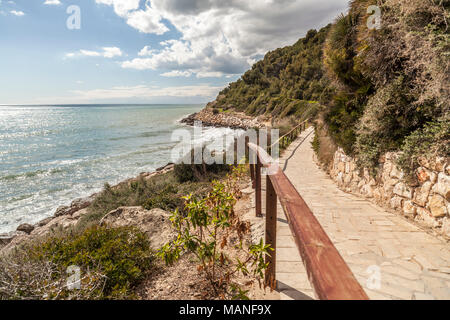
xmin=361 ymin=184 xmax=374 ymax=198
xmin=390 ymin=196 xmax=404 ymax=210
xmin=38 ymin=217 xmax=53 ymax=227
xmin=442 ymin=218 xmax=450 ymax=238
xmin=413 ymin=181 xmax=433 ymax=207
xmin=100 ymin=207 xmax=176 ymax=249
xmin=402 ymin=200 xmax=417 ymax=217
xmin=54 ymin=195 xmax=94 ymax=217
xmin=54 ymin=205 xmax=71 ymax=217
xmin=16 ymin=223 xmax=34 ymax=234
xmin=416 ymin=207 xmax=440 ymax=228
xmin=343 ymin=173 xmax=352 ymax=186
xmin=428 ymin=194 xmax=447 ymax=218
xmin=390 ymin=164 xmax=403 ymax=179
xmin=434 ymin=157 xmax=446 ymax=172
xmin=382 ymin=161 xmax=393 ymax=181
xmin=393 ymin=182 xmax=414 ymax=199
xmin=0 ymin=231 xmax=27 ymax=247
xmin=416 ymin=167 xmax=431 ymax=183
xmin=432 ymin=173 xmax=450 ymax=201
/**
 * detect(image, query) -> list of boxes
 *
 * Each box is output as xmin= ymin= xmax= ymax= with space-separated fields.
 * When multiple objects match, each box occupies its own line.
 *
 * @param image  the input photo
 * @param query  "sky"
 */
xmin=0 ymin=0 xmax=349 ymax=105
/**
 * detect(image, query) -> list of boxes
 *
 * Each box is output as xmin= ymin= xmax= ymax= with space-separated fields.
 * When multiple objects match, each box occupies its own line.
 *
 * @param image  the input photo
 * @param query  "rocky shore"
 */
xmin=181 ymin=107 xmax=265 ymax=130
xmin=0 ymin=163 xmax=175 ymax=253
xmin=1 ymin=106 xmax=266 ymax=253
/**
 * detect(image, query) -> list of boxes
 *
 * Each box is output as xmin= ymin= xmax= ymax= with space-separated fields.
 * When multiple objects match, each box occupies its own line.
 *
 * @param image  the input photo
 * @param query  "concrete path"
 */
xmin=256 ymin=127 xmax=450 ymax=300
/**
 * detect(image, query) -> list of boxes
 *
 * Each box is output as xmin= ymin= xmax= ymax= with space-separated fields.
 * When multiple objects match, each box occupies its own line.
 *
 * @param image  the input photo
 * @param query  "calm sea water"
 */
xmin=0 ymin=104 xmax=239 ymax=234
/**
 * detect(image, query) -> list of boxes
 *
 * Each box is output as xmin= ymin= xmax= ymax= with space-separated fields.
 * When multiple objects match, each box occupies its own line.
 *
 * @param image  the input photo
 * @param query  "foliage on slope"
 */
xmin=212 ymin=0 xmax=449 ymax=178
xmin=325 ymin=0 xmax=449 ymax=176
xmin=212 ymin=26 xmax=333 ymax=122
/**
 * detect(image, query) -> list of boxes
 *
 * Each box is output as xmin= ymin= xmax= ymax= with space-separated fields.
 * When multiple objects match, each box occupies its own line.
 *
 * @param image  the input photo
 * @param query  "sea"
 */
xmin=0 ymin=104 xmax=241 ymax=234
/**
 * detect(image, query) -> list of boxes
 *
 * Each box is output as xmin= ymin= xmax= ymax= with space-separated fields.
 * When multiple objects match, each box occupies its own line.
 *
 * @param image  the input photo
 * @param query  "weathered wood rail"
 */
xmin=245 ymin=123 xmax=369 ymax=300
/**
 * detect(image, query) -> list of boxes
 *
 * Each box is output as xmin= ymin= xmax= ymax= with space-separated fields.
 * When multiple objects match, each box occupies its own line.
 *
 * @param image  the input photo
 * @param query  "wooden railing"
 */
xmin=245 ymin=124 xmax=369 ymax=300
xmin=270 ymin=119 xmax=309 ymax=150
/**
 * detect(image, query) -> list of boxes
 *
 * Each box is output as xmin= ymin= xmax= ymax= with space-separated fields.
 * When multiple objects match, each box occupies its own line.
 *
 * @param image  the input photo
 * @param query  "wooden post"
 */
xmin=255 ymin=156 xmax=262 ymax=217
xmin=247 ymin=136 xmax=255 ymax=188
xmin=250 ymin=163 xmax=256 ymax=188
xmin=245 ymin=136 xmax=249 ymax=162
xmin=265 ymin=175 xmax=277 ymax=288
xmin=267 ymin=130 xmax=272 ymax=156
xmin=234 ymin=137 xmax=238 ymax=165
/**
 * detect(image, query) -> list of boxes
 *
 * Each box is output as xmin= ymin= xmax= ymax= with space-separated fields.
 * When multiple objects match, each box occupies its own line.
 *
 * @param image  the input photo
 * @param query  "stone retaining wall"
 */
xmin=328 ymin=148 xmax=450 ymax=238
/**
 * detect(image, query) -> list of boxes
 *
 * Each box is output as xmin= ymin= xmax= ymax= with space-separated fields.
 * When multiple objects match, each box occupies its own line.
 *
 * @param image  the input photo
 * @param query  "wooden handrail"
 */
xmin=246 ymin=136 xmax=368 ymax=300
xmin=270 ymin=119 xmax=309 ymax=149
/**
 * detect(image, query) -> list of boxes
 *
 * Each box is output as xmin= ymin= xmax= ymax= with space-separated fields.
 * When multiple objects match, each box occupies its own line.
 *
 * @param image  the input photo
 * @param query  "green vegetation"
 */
xmin=78 ymin=163 xmax=231 ymax=229
xmin=0 ymin=161 xmax=234 ymax=300
xmin=326 ymin=0 xmax=449 ymax=174
xmin=158 ymin=166 xmax=271 ymax=299
xmin=0 ymin=226 xmax=153 ymax=300
xmin=214 ymin=0 xmax=449 ymax=178
xmin=213 ymin=27 xmax=333 ymax=122
xmin=398 ymin=120 xmax=450 ymax=181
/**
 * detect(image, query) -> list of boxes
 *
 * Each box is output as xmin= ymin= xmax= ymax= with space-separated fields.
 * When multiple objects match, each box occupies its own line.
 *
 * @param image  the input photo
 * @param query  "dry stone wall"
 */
xmin=329 ymin=148 xmax=450 ymax=238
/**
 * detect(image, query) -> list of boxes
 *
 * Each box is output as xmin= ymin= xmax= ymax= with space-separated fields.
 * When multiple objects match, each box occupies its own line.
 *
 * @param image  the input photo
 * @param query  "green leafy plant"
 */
xmin=1 ymin=226 xmax=154 ymax=300
xmin=157 ymin=166 xmax=272 ymax=299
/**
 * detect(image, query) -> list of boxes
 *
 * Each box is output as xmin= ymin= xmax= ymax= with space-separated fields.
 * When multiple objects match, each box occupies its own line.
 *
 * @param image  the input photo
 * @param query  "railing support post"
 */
xmin=265 ymin=175 xmax=277 ymax=288
xmin=255 ymin=156 xmax=262 ymax=217
xmin=247 ymin=136 xmax=256 ymax=188
xmin=234 ymin=137 xmax=238 ymax=166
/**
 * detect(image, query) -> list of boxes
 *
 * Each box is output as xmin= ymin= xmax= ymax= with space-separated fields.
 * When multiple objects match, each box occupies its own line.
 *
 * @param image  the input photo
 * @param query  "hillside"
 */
xmin=209 ymin=0 xmax=449 ymax=178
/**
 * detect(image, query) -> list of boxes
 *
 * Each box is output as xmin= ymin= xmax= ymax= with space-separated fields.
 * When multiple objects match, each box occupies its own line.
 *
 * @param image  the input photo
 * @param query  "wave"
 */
xmin=108 ymin=129 xmax=174 ymax=141
xmin=0 ymin=167 xmax=65 ymax=182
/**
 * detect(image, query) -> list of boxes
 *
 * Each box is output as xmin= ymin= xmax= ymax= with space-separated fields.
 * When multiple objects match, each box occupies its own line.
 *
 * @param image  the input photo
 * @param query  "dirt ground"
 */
xmin=137 ymin=179 xmax=279 ymax=300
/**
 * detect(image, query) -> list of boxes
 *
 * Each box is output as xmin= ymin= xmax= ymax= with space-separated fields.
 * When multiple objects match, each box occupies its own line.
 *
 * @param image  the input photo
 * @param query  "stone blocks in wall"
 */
xmin=329 ymin=148 xmax=450 ymax=238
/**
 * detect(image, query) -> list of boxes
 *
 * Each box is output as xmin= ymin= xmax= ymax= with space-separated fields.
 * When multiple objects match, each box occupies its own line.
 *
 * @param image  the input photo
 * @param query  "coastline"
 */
xmin=180 ymin=107 xmax=265 ymax=130
xmin=0 ymin=108 xmax=266 ymax=251
xmin=0 ymin=163 xmax=176 ymax=251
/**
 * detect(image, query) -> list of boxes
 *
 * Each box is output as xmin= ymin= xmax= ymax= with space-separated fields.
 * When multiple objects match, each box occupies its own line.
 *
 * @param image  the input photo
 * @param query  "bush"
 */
xmin=78 ymin=168 xmax=226 ymax=229
xmin=213 ymin=25 xmax=332 ymax=119
xmin=0 ymin=226 xmax=154 ymax=300
xmin=397 ymin=120 xmax=450 ymax=181
xmin=158 ymin=166 xmax=272 ymax=299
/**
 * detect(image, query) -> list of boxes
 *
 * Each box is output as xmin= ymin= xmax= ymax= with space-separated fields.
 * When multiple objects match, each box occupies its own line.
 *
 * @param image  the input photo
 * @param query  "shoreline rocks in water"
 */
xmin=181 ymin=108 xmax=265 ymax=130
xmin=0 ymin=163 xmax=176 ymax=252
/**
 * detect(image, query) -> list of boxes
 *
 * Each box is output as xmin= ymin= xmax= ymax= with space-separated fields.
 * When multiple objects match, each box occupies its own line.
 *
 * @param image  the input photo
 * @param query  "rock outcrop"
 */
xmin=181 ymin=108 xmax=264 ymax=130
xmin=100 ymin=207 xmax=176 ymax=249
xmin=0 ymin=163 xmax=177 ymax=254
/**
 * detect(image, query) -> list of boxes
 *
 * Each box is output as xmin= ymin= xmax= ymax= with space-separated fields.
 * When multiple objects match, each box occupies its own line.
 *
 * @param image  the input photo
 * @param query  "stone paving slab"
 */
xmin=256 ymin=127 xmax=450 ymax=300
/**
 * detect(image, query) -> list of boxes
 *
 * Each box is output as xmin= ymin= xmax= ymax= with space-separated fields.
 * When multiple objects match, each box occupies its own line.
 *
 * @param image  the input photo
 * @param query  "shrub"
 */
xmin=78 ymin=167 xmax=227 ymax=229
xmin=0 ymin=226 xmax=154 ymax=300
xmin=213 ymin=25 xmax=332 ymax=120
xmin=397 ymin=120 xmax=450 ymax=181
xmin=158 ymin=166 xmax=272 ymax=299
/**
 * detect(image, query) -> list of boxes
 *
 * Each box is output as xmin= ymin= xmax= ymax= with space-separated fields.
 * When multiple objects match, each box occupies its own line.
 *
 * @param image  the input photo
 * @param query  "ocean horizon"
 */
xmin=0 ymin=104 xmax=239 ymax=234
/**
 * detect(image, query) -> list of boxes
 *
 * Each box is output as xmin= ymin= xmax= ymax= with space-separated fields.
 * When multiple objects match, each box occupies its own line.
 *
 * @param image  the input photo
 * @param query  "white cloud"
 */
xmin=70 ymin=84 xmax=223 ymax=100
xmin=10 ymin=10 xmax=24 ymax=16
xmin=102 ymin=0 xmax=349 ymax=78
xmin=66 ymin=47 xmax=123 ymax=59
xmin=43 ymin=0 xmax=61 ymax=5
xmin=160 ymin=70 xmax=192 ymax=78
xmin=138 ymin=46 xmax=155 ymax=56
xmin=102 ymin=47 xmax=123 ymax=58
xmin=126 ymin=5 xmax=169 ymax=35
xmin=95 ymin=0 xmax=140 ymax=17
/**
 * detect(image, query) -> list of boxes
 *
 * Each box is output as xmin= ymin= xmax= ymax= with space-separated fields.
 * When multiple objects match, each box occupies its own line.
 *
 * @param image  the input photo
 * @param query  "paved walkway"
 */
xmin=255 ymin=127 xmax=450 ymax=300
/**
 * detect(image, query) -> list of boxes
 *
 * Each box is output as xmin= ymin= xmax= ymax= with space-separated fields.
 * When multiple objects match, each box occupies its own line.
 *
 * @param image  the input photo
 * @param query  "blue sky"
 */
xmin=0 ymin=0 xmax=349 ymax=104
